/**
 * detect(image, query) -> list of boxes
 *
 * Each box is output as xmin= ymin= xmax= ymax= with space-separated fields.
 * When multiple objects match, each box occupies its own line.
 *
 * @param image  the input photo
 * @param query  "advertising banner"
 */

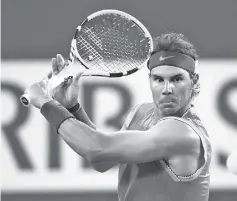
xmin=2 ymin=60 xmax=237 ymax=192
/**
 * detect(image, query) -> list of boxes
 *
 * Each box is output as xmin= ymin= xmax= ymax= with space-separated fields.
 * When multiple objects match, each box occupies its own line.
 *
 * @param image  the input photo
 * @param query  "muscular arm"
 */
xmin=71 ymin=104 xmax=118 ymax=172
xmin=72 ymin=106 xmax=96 ymax=129
xmin=41 ymin=101 xmax=200 ymax=166
xmin=59 ymin=118 xmax=200 ymax=164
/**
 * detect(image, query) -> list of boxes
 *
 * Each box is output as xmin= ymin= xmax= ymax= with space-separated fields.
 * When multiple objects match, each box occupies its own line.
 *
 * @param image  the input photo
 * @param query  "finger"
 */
xmin=73 ymin=71 xmax=84 ymax=86
xmin=64 ymin=76 xmax=73 ymax=88
xmin=52 ymin=58 xmax=58 ymax=75
xmin=64 ymin=60 xmax=69 ymax=67
xmin=39 ymin=76 xmax=49 ymax=90
xmin=47 ymin=71 xmax=53 ymax=79
xmin=53 ymin=80 xmax=65 ymax=93
xmin=56 ymin=54 xmax=65 ymax=72
xmin=24 ymin=88 xmax=29 ymax=94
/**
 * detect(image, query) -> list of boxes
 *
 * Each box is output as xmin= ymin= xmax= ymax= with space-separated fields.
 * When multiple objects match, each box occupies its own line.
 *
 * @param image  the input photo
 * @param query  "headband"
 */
xmin=148 ymin=51 xmax=198 ymax=73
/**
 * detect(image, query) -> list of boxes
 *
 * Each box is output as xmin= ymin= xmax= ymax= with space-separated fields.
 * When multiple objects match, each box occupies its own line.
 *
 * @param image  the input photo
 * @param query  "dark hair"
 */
xmin=152 ymin=33 xmax=198 ymax=60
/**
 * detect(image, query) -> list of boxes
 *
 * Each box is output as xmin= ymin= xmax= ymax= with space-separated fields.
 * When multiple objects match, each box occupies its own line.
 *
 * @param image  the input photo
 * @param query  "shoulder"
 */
xmin=153 ymin=117 xmax=201 ymax=156
xmin=158 ymin=116 xmax=201 ymax=139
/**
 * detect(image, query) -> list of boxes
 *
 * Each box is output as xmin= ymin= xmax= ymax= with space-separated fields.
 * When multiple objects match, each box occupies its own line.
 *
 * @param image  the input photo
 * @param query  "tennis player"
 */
xmin=26 ymin=33 xmax=211 ymax=201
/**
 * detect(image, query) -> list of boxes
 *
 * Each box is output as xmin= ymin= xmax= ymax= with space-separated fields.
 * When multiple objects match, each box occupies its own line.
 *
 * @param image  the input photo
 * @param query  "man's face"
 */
xmin=149 ymin=65 xmax=193 ymax=116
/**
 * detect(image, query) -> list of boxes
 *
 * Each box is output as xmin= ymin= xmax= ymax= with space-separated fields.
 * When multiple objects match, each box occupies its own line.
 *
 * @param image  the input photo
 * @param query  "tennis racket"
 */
xmin=20 ymin=9 xmax=153 ymax=107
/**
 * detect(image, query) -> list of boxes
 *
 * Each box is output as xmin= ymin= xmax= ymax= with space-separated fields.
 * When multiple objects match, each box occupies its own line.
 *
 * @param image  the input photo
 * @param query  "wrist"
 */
xmin=66 ymin=98 xmax=79 ymax=108
xmin=68 ymin=102 xmax=81 ymax=114
xmin=39 ymin=98 xmax=53 ymax=109
xmin=40 ymin=100 xmax=75 ymax=133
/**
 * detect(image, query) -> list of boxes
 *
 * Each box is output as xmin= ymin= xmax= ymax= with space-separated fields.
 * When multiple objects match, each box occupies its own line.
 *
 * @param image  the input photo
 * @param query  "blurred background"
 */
xmin=1 ymin=0 xmax=237 ymax=200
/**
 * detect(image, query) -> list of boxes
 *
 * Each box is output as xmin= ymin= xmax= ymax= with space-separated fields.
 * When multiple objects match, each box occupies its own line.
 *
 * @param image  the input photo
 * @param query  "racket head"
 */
xmin=70 ymin=9 xmax=153 ymax=77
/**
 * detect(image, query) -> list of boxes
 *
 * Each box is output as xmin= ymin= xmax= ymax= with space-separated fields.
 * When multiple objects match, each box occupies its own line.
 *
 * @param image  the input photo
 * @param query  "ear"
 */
xmin=191 ymin=73 xmax=200 ymax=99
xmin=192 ymin=73 xmax=199 ymax=89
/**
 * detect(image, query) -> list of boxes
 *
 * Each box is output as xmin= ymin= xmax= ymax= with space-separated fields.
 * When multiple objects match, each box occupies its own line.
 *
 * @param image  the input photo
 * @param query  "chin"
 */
xmin=162 ymin=108 xmax=178 ymax=116
xmin=160 ymin=105 xmax=180 ymax=116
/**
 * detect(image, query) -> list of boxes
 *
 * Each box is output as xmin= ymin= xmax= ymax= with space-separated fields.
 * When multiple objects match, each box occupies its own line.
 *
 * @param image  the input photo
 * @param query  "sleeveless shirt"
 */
xmin=118 ymin=103 xmax=211 ymax=201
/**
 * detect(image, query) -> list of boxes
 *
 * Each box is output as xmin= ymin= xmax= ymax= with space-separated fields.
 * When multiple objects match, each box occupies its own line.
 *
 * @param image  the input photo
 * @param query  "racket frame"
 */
xmin=70 ymin=9 xmax=153 ymax=77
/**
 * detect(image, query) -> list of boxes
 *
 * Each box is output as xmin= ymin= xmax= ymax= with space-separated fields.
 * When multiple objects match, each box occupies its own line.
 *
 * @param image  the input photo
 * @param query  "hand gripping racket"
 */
xmin=20 ymin=9 xmax=153 ymax=107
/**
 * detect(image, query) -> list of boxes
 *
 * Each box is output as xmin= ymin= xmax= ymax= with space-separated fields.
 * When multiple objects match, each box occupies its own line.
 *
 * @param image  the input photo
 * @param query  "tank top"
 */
xmin=118 ymin=102 xmax=211 ymax=201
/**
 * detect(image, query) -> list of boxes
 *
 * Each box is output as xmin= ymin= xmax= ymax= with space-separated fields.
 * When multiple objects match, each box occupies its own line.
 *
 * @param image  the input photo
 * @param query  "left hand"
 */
xmin=51 ymin=54 xmax=84 ymax=108
xmin=26 ymin=77 xmax=53 ymax=109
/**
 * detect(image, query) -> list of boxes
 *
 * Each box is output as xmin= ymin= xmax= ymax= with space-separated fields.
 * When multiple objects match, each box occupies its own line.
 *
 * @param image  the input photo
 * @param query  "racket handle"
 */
xmin=20 ymin=93 xmax=31 ymax=107
xmin=20 ymin=75 xmax=64 ymax=107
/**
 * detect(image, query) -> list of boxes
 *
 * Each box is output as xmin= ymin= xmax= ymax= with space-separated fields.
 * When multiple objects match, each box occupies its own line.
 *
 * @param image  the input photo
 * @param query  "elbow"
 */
xmin=85 ymin=146 xmax=106 ymax=164
xmin=84 ymin=133 xmax=112 ymax=172
xmin=85 ymin=152 xmax=98 ymax=163
xmin=92 ymin=166 xmax=108 ymax=173
xmin=85 ymin=152 xmax=109 ymax=173
xmin=85 ymin=132 xmax=109 ymax=163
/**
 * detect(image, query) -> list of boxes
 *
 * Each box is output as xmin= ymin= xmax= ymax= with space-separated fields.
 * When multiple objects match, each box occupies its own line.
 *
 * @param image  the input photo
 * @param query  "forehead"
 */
xmin=150 ymin=65 xmax=190 ymax=78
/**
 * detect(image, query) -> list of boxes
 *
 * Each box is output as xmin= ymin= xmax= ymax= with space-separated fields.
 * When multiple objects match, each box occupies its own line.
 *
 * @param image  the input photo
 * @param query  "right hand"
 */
xmin=51 ymin=54 xmax=84 ymax=109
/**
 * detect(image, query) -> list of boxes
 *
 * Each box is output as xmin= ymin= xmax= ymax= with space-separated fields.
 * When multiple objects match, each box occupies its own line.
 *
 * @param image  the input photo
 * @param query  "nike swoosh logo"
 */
xmin=159 ymin=55 xmax=175 ymax=61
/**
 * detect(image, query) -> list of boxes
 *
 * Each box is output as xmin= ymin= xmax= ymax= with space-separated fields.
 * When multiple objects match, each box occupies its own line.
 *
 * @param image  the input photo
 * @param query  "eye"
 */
xmin=155 ymin=77 xmax=164 ymax=83
xmin=172 ymin=77 xmax=183 ymax=82
xmin=150 ymin=75 xmax=164 ymax=83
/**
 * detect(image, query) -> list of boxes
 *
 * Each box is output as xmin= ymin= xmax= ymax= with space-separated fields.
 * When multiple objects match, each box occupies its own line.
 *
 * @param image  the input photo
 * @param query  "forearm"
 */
xmin=41 ymin=100 xmax=106 ymax=161
xmin=59 ymin=119 xmax=118 ymax=171
xmin=59 ymin=119 xmax=106 ymax=159
xmin=71 ymin=104 xmax=96 ymax=129
xmin=69 ymin=104 xmax=116 ymax=171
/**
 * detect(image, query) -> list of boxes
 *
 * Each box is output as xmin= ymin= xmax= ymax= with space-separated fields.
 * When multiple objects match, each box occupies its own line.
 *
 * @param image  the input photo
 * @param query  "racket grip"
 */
xmin=20 ymin=93 xmax=31 ymax=107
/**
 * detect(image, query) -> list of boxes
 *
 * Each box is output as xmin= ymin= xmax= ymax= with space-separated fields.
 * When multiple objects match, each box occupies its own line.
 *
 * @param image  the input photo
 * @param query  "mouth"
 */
xmin=161 ymin=102 xmax=175 ymax=105
xmin=160 ymin=100 xmax=176 ymax=104
xmin=159 ymin=100 xmax=176 ymax=107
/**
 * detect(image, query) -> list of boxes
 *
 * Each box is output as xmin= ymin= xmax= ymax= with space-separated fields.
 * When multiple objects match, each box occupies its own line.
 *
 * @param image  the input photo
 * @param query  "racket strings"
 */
xmin=77 ymin=38 xmax=108 ymax=72
xmin=87 ymin=26 xmax=142 ymax=70
xmin=78 ymin=28 xmax=111 ymax=71
xmin=79 ymin=35 xmax=117 ymax=72
xmin=92 ymin=26 xmax=145 ymax=70
xmin=76 ymin=15 xmax=149 ymax=52
xmin=102 ymin=26 xmax=146 ymax=70
xmin=75 ymin=16 xmax=135 ymax=48
xmin=75 ymin=14 xmax=151 ymax=73
xmin=77 ymin=35 xmax=116 ymax=72
xmin=77 ymin=27 xmax=113 ymax=72
xmin=78 ymin=37 xmax=103 ymax=61
xmin=78 ymin=31 xmax=147 ymax=73
xmin=78 ymin=18 xmax=144 ymax=50
xmin=100 ymin=28 xmax=142 ymax=71
xmin=83 ymin=27 xmax=103 ymax=50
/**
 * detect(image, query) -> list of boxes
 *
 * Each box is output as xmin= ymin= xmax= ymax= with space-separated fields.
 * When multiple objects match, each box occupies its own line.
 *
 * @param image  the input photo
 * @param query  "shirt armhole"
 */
xmin=159 ymin=117 xmax=208 ymax=182
xmin=120 ymin=103 xmax=144 ymax=130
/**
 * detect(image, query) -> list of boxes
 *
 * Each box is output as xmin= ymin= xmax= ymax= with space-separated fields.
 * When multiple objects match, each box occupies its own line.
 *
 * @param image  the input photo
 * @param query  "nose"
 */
xmin=162 ymin=81 xmax=172 ymax=95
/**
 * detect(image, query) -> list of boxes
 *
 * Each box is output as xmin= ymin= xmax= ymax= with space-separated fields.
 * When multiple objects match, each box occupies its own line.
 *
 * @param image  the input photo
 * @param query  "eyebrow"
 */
xmin=151 ymin=74 xmax=184 ymax=79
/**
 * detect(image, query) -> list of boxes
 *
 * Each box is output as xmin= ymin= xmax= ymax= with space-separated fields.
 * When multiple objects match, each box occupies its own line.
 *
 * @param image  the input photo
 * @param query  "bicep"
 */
xmin=97 ymin=130 xmax=161 ymax=163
